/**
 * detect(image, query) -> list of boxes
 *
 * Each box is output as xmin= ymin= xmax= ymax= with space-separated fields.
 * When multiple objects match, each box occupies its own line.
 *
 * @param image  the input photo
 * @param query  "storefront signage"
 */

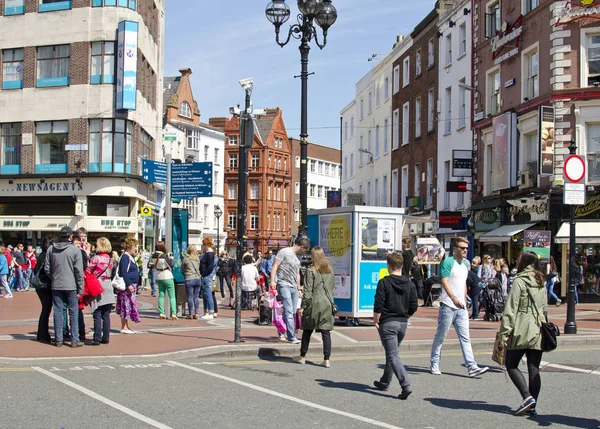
xmin=87 ymin=217 xmax=137 ymax=233
xmin=0 ymin=216 xmax=72 ymax=231
xmin=539 ymin=106 xmax=555 ymax=176
xmin=15 ymin=182 xmax=84 ymax=192
xmin=556 ymin=1 xmax=600 ymax=26
xmin=65 ymin=144 xmax=88 ymax=151
xmin=575 ymin=194 xmax=600 ymax=218
xmin=439 ymin=211 xmax=464 ymax=229
xmin=406 ymin=196 xmax=424 ymax=211
xmin=347 ymin=193 xmax=364 ymax=205
xmin=491 ymin=15 xmax=523 ymax=63
xmin=507 ymin=196 xmax=548 ymax=223
xmin=523 ymin=230 xmax=551 ymax=263
xmin=474 ymin=209 xmax=501 ymax=232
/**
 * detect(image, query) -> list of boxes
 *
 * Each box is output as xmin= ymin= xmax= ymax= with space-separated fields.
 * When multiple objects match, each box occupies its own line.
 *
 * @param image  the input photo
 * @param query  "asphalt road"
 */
xmin=3 ymin=346 xmax=600 ymax=429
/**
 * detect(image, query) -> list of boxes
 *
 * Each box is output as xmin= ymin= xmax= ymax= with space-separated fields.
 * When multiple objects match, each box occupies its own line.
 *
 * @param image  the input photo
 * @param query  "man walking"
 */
xmin=373 ymin=252 xmax=418 ymax=399
xmin=430 ymin=237 xmax=489 ymax=377
xmin=44 ymin=226 xmax=84 ymax=348
xmin=270 ymin=237 xmax=310 ymax=344
xmin=12 ymin=243 xmax=26 ymax=291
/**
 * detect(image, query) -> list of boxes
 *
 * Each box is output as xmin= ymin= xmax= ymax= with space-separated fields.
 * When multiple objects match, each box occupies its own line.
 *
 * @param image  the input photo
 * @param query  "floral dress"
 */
xmin=115 ymin=253 xmax=140 ymax=323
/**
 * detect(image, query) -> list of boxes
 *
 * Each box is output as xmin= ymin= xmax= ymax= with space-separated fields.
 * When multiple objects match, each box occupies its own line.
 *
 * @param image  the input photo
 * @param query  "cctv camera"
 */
xmin=229 ymin=106 xmax=241 ymax=115
xmin=239 ymin=77 xmax=253 ymax=87
xmin=253 ymin=108 xmax=266 ymax=116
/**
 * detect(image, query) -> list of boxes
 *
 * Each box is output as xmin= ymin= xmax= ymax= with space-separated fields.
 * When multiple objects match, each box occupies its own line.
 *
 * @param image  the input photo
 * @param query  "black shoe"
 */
xmin=398 ymin=389 xmax=412 ymax=400
xmin=37 ymin=337 xmax=53 ymax=344
xmin=525 ymin=408 xmax=538 ymax=416
xmin=55 ymin=341 xmax=63 ymax=347
xmin=373 ymin=381 xmax=389 ymax=391
xmin=100 ymin=340 xmax=109 ymax=345
xmin=89 ymin=341 xmax=101 ymax=346
xmin=71 ymin=342 xmax=84 ymax=348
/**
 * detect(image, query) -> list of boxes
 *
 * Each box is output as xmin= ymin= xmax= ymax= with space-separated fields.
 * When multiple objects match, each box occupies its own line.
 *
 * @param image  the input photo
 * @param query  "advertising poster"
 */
xmin=416 ymin=237 xmax=445 ymax=264
xmin=523 ymin=230 xmax=551 ymax=263
xmin=116 ymin=21 xmax=138 ymax=110
xmin=361 ymin=217 xmax=396 ymax=260
xmin=358 ymin=262 xmax=388 ymax=311
xmin=492 ymin=113 xmax=510 ymax=191
xmin=318 ymin=214 xmax=352 ymax=299
xmin=539 ymin=106 xmax=555 ymax=176
xmin=377 ymin=219 xmax=395 ymax=250
xmin=171 ymin=208 xmax=189 ymax=283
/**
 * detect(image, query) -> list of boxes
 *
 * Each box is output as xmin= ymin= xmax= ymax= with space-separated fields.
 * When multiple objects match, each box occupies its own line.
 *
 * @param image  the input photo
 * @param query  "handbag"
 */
xmin=526 ymin=287 xmax=560 ymax=352
xmin=112 ymin=256 xmax=130 ymax=292
xmin=491 ymin=331 xmax=506 ymax=366
xmin=84 ymin=259 xmax=110 ymax=298
xmin=319 ymin=271 xmax=338 ymax=315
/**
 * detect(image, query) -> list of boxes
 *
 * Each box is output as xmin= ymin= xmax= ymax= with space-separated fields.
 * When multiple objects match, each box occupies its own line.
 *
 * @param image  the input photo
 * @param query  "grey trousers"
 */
xmin=378 ymin=320 xmax=411 ymax=390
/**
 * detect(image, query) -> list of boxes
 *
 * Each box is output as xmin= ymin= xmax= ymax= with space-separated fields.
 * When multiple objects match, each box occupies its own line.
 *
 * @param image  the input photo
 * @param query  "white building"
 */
xmin=341 ymin=100 xmax=356 ymax=205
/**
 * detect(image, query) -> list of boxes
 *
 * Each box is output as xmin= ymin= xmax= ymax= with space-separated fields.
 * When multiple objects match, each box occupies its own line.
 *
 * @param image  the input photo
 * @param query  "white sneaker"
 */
xmin=468 ymin=366 xmax=489 ymax=377
xmin=293 ymin=356 xmax=306 ymax=364
xmin=4 ymin=295 xmax=13 ymax=299
xmin=120 ymin=329 xmax=135 ymax=334
xmin=430 ymin=365 xmax=442 ymax=375
xmin=278 ymin=333 xmax=287 ymax=342
xmin=200 ymin=314 xmax=214 ymax=320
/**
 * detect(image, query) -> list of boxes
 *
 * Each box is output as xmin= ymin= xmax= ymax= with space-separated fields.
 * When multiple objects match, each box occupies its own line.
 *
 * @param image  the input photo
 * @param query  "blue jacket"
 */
xmin=200 ymin=250 xmax=216 ymax=280
xmin=0 ymin=254 xmax=8 ymax=275
xmin=261 ymin=257 xmax=274 ymax=276
xmin=119 ymin=253 xmax=140 ymax=287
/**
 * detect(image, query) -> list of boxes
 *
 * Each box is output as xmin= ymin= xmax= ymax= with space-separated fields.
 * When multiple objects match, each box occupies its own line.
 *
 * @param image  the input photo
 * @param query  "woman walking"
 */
xmin=33 ymin=237 xmax=54 ymax=342
xmin=217 ymin=252 xmax=234 ymax=308
xmin=295 ymin=247 xmax=335 ymax=368
xmin=499 ymin=251 xmax=548 ymax=416
xmin=546 ymin=256 xmax=561 ymax=306
xmin=87 ymin=238 xmax=115 ymax=345
xmin=200 ymin=238 xmax=216 ymax=319
xmin=182 ymin=244 xmax=201 ymax=319
xmin=116 ymin=238 xmax=141 ymax=334
xmin=153 ymin=242 xmax=176 ymax=320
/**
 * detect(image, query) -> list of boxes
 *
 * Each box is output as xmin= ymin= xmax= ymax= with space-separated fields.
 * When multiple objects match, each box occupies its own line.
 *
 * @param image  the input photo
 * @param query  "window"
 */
xmin=344 ymin=157 xmax=348 ymax=180
xmin=181 ymin=199 xmax=198 ymax=220
xmin=376 ymin=85 xmax=381 ymax=107
xmin=251 ymin=153 xmax=260 ymax=168
xmin=586 ymin=34 xmax=600 ymax=86
xmin=444 ymin=161 xmax=450 ymax=208
xmin=416 ymin=50 xmax=422 ymax=76
xmin=486 ymin=1 xmax=501 ymax=38
xmin=36 ymin=121 xmax=68 ymax=173
xmin=415 ymin=98 xmax=422 ymax=138
xmin=374 ymin=178 xmax=379 ymax=206
xmin=4 ymin=0 xmax=24 ymax=15
xmin=351 ymin=117 xmax=355 ymax=136
xmin=214 ymin=148 xmax=219 ymax=164
xmin=393 ymin=65 xmax=400 ymax=94
xmin=267 ymin=183 xmax=271 ymax=199
xmin=179 ymin=102 xmax=191 ymax=118
xmin=229 ymin=153 xmax=238 ymax=168
xmin=324 ymin=163 xmax=330 ymax=176
xmin=1 ymin=123 xmax=21 ymax=174
xmin=229 ymin=135 xmax=237 ymax=145
xmin=93 ymin=0 xmax=136 ymax=9
xmin=428 ymin=38 xmax=435 ymax=68
xmin=140 ymin=128 xmax=151 ymax=162
xmin=445 ymin=34 xmax=452 ymax=66
xmin=391 ymin=169 xmax=398 ymax=207
xmin=459 ymin=23 xmax=467 ymax=57
xmin=366 ymin=181 xmax=371 ymax=205
xmin=344 ymin=121 xmax=348 ymax=140
xmin=401 ymin=166 xmax=408 ymax=208
xmin=402 ymin=102 xmax=409 ymax=145
xmin=317 ymin=185 xmax=323 ymax=198
xmin=587 ymin=124 xmax=600 ymax=182
xmin=382 ymin=175 xmax=388 ymax=207
xmin=318 ymin=161 xmax=323 ymax=174
xmin=251 ymin=183 xmax=259 ymax=199
xmin=294 ymin=209 xmax=299 ymax=222
xmin=459 ymin=79 xmax=466 ymax=128
xmin=360 ymin=98 xmax=364 ymax=120
xmin=414 ymin=163 xmax=421 ymax=196
xmin=2 ymin=49 xmax=23 ymax=89
xmin=187 ymin=129 xmax=199 ymax=150
xmin=359 ymin=135 xmax=364 ymax=166
xmin=37 ymin=45 xmax=70 ymax=87
xmin=375 ymin=125 xmax=380 ymax=157
xmin=88 ymin=119 xmax=133 ymax=174
xmin=203 ymin=204 xmax=209 ymax=226
xmin=384 ymin=77 xmax=389 ymax=101
xmin=39 ymin=0 xmax=72 ymax=12
xmin=250 ymin=212 xmax=259 ymax=230
xmin=392 ymin=109 xmax=400 ymax=150
xmin=426 ymin=158 xmax=433 ymax=207
xmin=204 ymin=145 xmax=209 ymax=161
xmin=488 ymin=68 xmax=501 ymax=115
xmin=213 ymin=170 xmax=218 ymax=194
xmin=309 ymin=184 xmax=315 ymax=197
xmin=368 ymin=91 xmax=372 ymax=114
xmin=524 ymin=48 xmax=539 ymax=99
xmin=368 ymin=130 xmax=372 ymax=155
xmin=228 ymin=211 xmax=237 ymax=229
xmin=277 ymin=185 xmax=281 ymax=201
xmin=428 ymin=89 xmax=435 ymax=131
xmin=295 ymin=156 xmax=300 ymax=168
xmin=310 ymin=159 xmax=316 ymax=172
xmin=524 ymin=0 xmax=538 ymax=14
xmin=522 ymin=132 xmax=538 ymax=171
xmin=91 ymin=41 xmax=115 ymax=84
xmin=295 ymin=181 xmax=300 ymax=194
xmin=402 ymin=57 xmax=410 ymax=87
xmin=383 ymin=118 xmax=389 ymax=153
xmin=445 ymin=87 xmax=452 ymax=134
xmin=228 ymin=183 xmax=237 ymax=200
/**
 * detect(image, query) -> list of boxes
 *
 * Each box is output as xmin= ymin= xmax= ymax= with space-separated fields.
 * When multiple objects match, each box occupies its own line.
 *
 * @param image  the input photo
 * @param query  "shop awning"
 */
xmin=555 ymin=222 xmax=600 ymax=244
xmin=478 ymin=223 xmax=537 ymax=242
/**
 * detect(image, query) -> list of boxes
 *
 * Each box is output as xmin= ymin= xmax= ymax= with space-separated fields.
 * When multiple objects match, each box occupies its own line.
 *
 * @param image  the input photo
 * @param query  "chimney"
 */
xmin=209 ymin=117 xmax=228 ymax=130
xmin=179 ymin=68 xmax=192 ymax=77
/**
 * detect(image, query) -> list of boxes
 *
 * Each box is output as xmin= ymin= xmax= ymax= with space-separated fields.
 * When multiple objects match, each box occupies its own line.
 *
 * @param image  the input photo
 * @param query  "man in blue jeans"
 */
xmin=430 ymin=237 xmax=489 ymax=377
xmin=270 ymin=237 xmax=310 ymax=344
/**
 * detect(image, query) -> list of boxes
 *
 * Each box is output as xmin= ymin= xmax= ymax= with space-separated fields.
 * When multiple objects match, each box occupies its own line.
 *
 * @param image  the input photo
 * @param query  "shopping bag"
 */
xmin=492 ymin=332 xmax=506 ymax=366
xmin=84 ymin=270 xmax=104 ymax=298
xmin=273 ymin=299 xmax=286 ymax=333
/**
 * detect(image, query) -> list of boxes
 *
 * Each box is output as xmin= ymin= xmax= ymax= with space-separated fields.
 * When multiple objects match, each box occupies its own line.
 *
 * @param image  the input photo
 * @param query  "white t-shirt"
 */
xmin=241 ymin=264 xmax=259 ymax=292
xmin=439 ymin=256 xmax=469 ymax=309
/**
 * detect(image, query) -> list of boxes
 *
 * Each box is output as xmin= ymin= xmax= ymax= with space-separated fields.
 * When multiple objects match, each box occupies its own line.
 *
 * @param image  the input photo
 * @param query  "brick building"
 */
xmin=289 ymin=138 xmax=341 ymax=236
xmin=211 ymin=107 xmax=292 ymax=254
xmin=0 ymin=0 xmax=164 ymax=250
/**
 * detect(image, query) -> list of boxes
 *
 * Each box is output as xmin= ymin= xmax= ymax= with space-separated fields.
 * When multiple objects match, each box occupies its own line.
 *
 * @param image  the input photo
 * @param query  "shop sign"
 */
xmin=556 ymin=1 xmax=600 ymax=27
xmin=491 ymin=15 xmax=523 ymax=64
xmin=14 ymin=182 xmax=84 ymax=193
xmin=482 ymin=243 xmax=502 ymax=258
xmin=507 ymin=196 xmax=548 ymax=223
xmin=439 ymin=211 xmax=464 ymax=229
xmin=0 ymin=216 xmax=72 ymax=231
xmin=539 ymin=106 xmax=555 ymax=176
xmin=406 ymin=196 xmax=424 ymax=211
xmin=474 ymin=209 xmax=501 ymax=232
xmin=86 ymin=217 xmax=137 ymax=233
xmin=523 ymin=230 xmax=551 ymax=263
xmin=575 ymin=194 xmax=600 ymax=218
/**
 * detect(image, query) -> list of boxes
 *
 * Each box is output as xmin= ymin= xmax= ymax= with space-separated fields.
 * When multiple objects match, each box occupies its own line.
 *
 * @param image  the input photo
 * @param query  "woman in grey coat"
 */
xmin=181 ymin=244 xmax=202 ymax=319
xmin=295 ymin=247 xmax=335 ymax=368
xmin=87 ymin=237 xmax=115 ymax=345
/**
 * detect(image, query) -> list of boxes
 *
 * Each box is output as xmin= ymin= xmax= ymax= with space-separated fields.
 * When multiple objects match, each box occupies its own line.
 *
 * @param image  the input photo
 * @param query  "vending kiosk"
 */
xmin=307 ymin=206 xmax=406 ymax=321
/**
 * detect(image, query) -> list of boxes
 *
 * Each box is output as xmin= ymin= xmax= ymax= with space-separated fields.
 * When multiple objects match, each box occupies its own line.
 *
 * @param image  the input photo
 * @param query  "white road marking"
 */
xmin=166 ymin=360 xmax=405 ymax=429
xmin=32 ymin=366 xmax=174 ymax=429
xmin=540 ymin=360 xmax=600 ymax=374
xmin=330 ymin=330 xmax=359 ymax=343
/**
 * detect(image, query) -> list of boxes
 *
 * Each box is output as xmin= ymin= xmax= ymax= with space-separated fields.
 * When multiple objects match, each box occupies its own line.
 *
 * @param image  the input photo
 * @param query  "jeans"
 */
xmin=92 ymin=304 xmax=112 ymax=343
xmin=505 ymin=348 xmax=543 ymax=401
xmin=0 ymin=274 xmax=11 ymax=296
xmin=25 ymin=268 xmax=33 ymax=289
xmin=63 ymin=304 xmax=85 ymax=339
xmin=36 ymin=288 xmax=52 ymax=341
xmin=202 ymin=278 xmax=215 ymax=313
xmin=277 ymin=285 xmax=298 ymax=340
xmin=149 ymin=268 xmax=157 ymax=295
xmin=13 ymin=268 xmax=23 ymax=290
xmin=52 ymin=290 xmax=79 ymax=343
xmin=218 ymin=274 xmax=233 ymax=298
xmin=157 ymin=279 xmax=176 ymax=316
xmin=378 ymin=321 xmax=411 ymax=390
xmin=185 ymin=279 xmax=202 ymax=315
xmin=300 ymin=329 xmax=331 ymax=360
xmin=469 ymin=284 xmax=482 ymax=319
xmin=546 ymin=278 xmax=560 ymax=304
xmin=430 ymin=304 xmax=477 ymax=371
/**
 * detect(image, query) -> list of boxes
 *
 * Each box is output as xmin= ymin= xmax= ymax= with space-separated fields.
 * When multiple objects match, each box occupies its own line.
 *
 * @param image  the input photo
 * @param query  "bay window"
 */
xmin=36 ymin=120 xmax=68 ymax=174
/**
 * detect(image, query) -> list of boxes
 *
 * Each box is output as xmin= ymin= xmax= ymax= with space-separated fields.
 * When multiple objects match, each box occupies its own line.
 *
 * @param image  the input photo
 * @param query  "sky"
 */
xmin=164 ymin=0 xmax=435 ymax=148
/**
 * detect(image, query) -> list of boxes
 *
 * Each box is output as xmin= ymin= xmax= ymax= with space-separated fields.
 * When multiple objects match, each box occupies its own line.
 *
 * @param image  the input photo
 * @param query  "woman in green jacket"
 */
xmin=295 ymin=247 xmax=335 ymax=368
xmin=499 ymin=251 xmax=548 ymax=416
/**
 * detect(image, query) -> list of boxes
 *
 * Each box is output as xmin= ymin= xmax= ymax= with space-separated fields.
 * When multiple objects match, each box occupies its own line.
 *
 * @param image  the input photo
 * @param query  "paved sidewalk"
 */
xmin=1 ymin=289 xmax=599 ymax=360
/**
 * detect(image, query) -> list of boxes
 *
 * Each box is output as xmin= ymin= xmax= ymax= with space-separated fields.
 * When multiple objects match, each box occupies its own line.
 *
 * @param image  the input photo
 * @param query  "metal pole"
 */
xmin=565 ymin=140 xmax=578 ymax=334
xmin=165 ymin=151 xmax=172 ymax=252
xmin=298 ymin=29 xmax=310 ymax=238
xmin=234 ymin=91 xmax=251 ymax=343
xmin=216 ymin=214 xmax=220 ymax=256
xmin=339 ymin=115 xmax=342 ymax=195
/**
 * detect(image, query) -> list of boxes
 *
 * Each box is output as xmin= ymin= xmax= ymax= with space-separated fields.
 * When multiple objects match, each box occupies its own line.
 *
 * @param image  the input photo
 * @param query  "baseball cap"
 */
xmin=7 ymin=244 xmax=13 ymax=250
xmin=59 ymin=226 xmax=73 ymax=236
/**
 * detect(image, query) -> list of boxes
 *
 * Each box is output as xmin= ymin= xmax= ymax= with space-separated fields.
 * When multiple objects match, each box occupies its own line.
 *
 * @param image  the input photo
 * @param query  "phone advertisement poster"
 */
xmin=318 ymin=214 xmax=352 ymax=299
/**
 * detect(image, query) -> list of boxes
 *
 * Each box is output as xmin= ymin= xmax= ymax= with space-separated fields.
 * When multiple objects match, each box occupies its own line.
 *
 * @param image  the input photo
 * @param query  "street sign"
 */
xmin=140 ymin=205 xmax=152 ymax=217
xmin=163 ymin=132 xmax=177 ymax=141
xmin=446 ymin=181 xmax=468 ymax=192
xmin=142 ymin=159 xmax=168 ymax=184
xmin=170 ymin=162 xmax=213 ymax=199
xmin=347 ymin=193 xmax=364 ymax=205
xmin=564 ymin=183 xmax=586 ymax=205
xmin=452 ymin=150 xmax=473 ymax=177
xmin=564 ymin=154 xmax=586 ymax=183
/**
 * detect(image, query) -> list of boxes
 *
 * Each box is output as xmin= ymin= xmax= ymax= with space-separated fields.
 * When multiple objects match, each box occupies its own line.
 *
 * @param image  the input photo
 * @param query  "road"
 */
xmin=3 ymin=346 xmax=599 ymax=429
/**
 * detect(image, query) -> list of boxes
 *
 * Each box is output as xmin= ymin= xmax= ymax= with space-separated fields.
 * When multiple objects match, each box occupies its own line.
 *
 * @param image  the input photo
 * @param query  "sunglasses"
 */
xmin=456 ymin=246 xmax=469 ymax=250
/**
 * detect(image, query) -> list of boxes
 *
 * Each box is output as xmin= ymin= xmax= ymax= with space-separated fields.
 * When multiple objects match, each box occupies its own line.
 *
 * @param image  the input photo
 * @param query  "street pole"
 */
xmin=339 ymin=115 xmax=342 ymax=195
xmin=565 ymin=140 xmax=578 ymax=335
xmin=216 ymin=214 xmax=220 ymax=256
xmin=165 ymin=150 xmax=172 ymax=252
xmin=298 ymin=32 xmax=310 ymax=238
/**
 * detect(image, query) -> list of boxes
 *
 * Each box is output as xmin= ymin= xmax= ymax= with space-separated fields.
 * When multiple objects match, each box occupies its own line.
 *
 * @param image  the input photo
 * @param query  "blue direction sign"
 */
xmin=142 ymin=159 xmax=168 ymax=184
xmin=171 ymin=162 xmax=213 ymax=199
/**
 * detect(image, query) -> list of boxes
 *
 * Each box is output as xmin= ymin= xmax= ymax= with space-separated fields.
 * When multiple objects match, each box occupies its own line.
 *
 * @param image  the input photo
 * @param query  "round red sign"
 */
xmin=564 ymin=155 xmax=586 ymax=183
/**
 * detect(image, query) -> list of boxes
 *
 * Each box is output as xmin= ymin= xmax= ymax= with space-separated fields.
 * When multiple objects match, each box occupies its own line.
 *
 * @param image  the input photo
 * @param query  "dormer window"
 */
xmin=179 ymin=101 xmax=191 ymax=118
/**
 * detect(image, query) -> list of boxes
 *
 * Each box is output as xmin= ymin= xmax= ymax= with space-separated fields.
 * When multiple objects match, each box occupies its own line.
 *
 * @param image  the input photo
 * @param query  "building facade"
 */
xmin=340 ymin=100 xmax=357 ymax=205
xmin=290 ymin=138 xmax=341 ymax=236
xmin=0 ymin=0 xmax=164 ymax=251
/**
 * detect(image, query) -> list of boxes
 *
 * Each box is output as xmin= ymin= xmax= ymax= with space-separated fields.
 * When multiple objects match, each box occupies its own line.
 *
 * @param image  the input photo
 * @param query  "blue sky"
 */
xmin=164 ymin=0 xmax=434 ymax=148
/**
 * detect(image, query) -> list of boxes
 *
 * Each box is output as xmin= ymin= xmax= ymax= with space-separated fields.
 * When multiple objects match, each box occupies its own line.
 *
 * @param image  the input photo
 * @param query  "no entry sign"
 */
xmin=564 ymin=154 xmax=585 ymax=183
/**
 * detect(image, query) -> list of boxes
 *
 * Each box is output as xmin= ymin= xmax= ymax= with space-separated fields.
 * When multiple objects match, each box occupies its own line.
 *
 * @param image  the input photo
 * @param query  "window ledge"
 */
xmin=402 ymin=83 xmax=410 ymax=88
xmin=456 ymin=52 xmax=467 ymax=61
xmin=415 ymin=72 xmax=422 ymax=79
xmin=427 ymin=128 xmax=436 ymax=135
xmin=456 ymin=125 xmax=466 ymax=132
xmin=401 ymin=141 xmax=410 ymax=147
xmin=443 ymin=131 xmax=452 ymax=136
xmin=415 ymin=135 xmax=422 ymax=141
xmin=444 ymin=63 xmax=452 ymax=70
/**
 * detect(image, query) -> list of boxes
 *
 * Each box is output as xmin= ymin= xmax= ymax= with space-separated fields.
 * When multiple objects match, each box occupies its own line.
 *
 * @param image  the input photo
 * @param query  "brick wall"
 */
xmin=21 ymin=122 xmax=34 ymax=174
xmin=72 ymin=0 xmax=89 ymax=8
xmin=25 ymin=0 xmax=36 ymax=13
xmin=0 ymin=0 xmax=4 ymax=17
xmin=22 ymin=46 xmax=36 ymax=88
xmin=70 ymin=42 xmax=90 ymax=85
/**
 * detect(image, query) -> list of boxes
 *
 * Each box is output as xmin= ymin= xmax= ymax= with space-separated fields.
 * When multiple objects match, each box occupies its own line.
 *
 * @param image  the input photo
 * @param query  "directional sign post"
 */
xmin=142 ymin=159 xmax=168 ymax=184
xmin=170 ymin=162 xmax=213 ymax=199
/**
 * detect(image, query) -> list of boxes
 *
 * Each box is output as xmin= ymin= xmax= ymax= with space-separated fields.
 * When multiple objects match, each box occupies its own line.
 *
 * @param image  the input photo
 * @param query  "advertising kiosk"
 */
xmin=307 ymin=206 xmax=406 ymax=322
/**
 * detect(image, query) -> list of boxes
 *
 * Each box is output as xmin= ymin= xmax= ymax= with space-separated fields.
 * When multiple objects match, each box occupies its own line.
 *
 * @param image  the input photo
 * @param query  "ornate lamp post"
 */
xmin=266 ymin=0 xmax=337 ymax=237
xmin=214 ymin=205 xmax=223 ymax=256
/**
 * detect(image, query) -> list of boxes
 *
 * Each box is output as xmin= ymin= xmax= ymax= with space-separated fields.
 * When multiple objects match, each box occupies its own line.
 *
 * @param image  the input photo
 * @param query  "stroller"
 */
xmin=483 ymin=277 xmax=505 ymax=321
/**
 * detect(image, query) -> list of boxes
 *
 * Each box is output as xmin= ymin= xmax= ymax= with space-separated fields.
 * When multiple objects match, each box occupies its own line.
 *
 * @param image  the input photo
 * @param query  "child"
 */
xmin=240 ymin=254 xmax=260 ymax=309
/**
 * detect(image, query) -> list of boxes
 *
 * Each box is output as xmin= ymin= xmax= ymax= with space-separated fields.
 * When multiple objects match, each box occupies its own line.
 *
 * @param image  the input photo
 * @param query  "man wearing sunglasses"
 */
xmin=430 ymin=236 xmax=489 ymax=377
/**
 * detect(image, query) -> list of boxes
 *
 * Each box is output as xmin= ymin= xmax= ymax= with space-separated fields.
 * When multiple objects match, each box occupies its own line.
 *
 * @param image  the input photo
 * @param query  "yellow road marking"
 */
xmin=0 ymin=368 xmax=35 ymax=372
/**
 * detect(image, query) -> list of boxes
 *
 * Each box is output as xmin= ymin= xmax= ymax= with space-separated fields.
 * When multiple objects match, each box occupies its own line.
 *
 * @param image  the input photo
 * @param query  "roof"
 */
xmin=163 ymin=76 xmax=181 ymax=116
xmin=255 ymin=116 xmax=275 ymax=144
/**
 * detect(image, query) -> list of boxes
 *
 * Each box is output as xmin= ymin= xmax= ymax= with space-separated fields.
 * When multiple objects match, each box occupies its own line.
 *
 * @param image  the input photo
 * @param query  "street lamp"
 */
xmin=266 ymin=0 xmax=337 ymax=238
xmin=214 ymin=205 xmax=223 ymax=256
xmin=358 ymin=148 xmax=374 ymax=163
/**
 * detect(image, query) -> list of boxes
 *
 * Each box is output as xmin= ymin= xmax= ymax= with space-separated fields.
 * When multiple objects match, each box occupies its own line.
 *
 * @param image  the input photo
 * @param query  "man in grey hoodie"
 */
xmin=373 ymin=252 xmax=418 ymax=400
xmin=44 ymin=226 xmax=84 ymax=347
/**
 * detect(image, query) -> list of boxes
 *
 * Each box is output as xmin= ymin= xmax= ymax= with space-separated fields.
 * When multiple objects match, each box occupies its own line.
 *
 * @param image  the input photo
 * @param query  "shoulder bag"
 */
xmin=526 ymin=286 xmax=560 ymax=352
xmin=112 ymin=255 xmax=131 ymax=292
xmin=84 ymin=261 xmax=110 ymax=298
xmin=320 ymin=272 xmax=338 ymax=315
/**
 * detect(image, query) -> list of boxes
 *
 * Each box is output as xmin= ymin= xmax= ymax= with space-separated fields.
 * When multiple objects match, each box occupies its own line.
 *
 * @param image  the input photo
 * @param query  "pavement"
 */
xmin=1 ymin=289 xmax=599 ymax=361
